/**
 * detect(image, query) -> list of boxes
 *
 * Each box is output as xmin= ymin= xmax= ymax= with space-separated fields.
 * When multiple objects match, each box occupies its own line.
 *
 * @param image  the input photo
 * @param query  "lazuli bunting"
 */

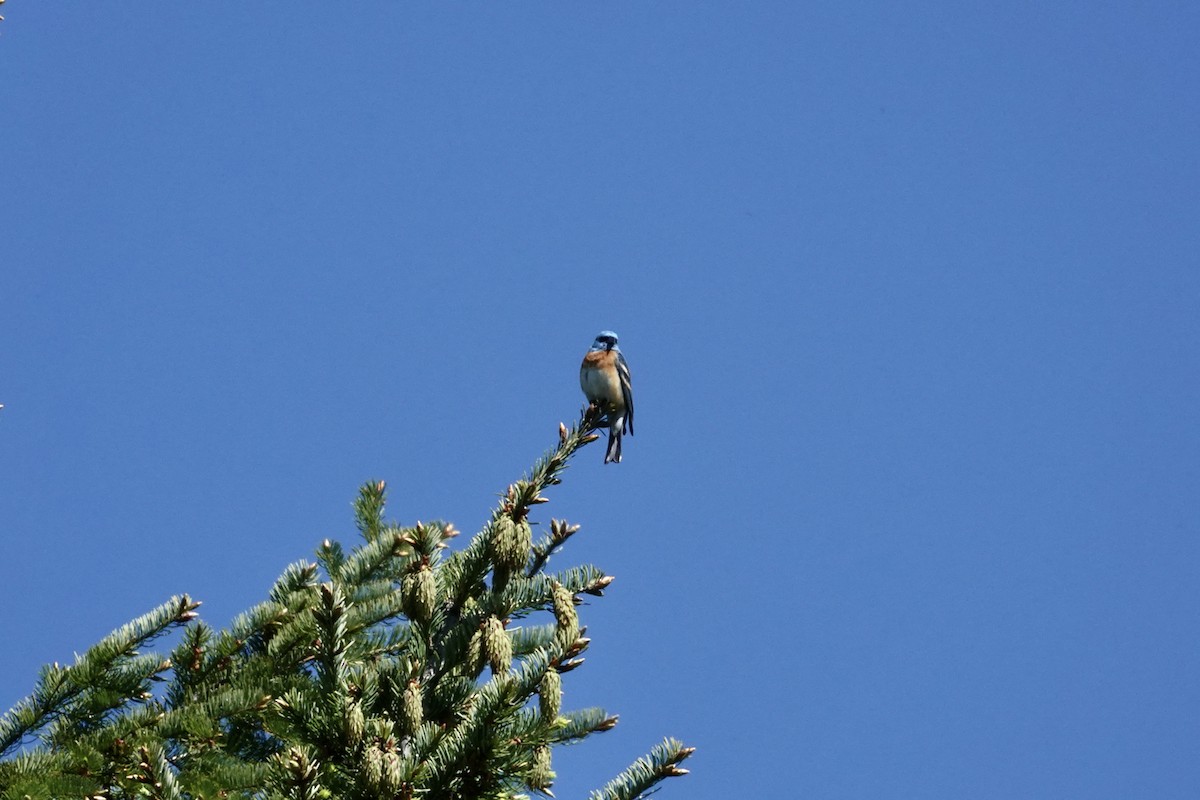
xmin=580 ymin=330 xmax=634 ymax=464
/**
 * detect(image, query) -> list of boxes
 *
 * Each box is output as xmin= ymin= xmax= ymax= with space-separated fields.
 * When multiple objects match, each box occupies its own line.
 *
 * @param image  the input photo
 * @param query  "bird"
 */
xmin=580 ymin=330 xmax=634 ymax=464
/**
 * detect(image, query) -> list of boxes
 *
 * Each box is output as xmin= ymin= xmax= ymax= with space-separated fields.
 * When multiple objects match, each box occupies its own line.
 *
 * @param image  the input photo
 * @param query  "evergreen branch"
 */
xmin=127 ymin=743 xmax=183 ymax=800
xmin=527 ymin=518 xmax=582 ymax=578
xmin=505 ymin=647 xmax=556 ymax=700
xmin=550 ymin=564 xmax=614 ymax=597
xmin=439 ymin=410 xmax=604 ymax=623
xmin=551 ymin=707 xmax=618 ymax=744
xmin=0 ymin=595 xmax=197 ymax=757
xmin=0 ymin=403 xmax=692 ymax=799
xmin=268 ymin=560 xmax=321 ymax=604
xmin=330 ymin=526 xmax=416 ymax=588
xmin=165 ymin=622 xmax=212 ymax=708
xmin=175 ymin=749 xmax=271 ymax=795
xmin=343 ymin=587 xmax=407 ymax=638
xmin=587 ymin=738 xmax=695 ymax=800
xmin=316 ymin=537 xmax=348 ymax=581
xmin=227 ymin=599 xmax=299 ymax=654
xmin=264 ymin=608 xmax=319 ymax=665
xmin=60 ymin=702 xmax=167 ymax=760
xmin=156 ymin=686 xmax=272 ymax=742
xmin=197 ymin=568 xmax=317 ymax=670
xmin=269 ymin=745 xmax=325 ymax=800
xmin=421 ymin=649 xmax=562 ymax=799
xmin=494 ymin=567 xmax=610 ymax=621
xmin=0 ymin=747 xmax=75 ymax=782
xmin=358 ymin=622 xmax=415 ymax=661
xmin=44 ymin=651 xmax=171 ymax=747
xmin=507 ymin=623 xmax=557 ymax=657
xmin=354 ymin=479 xmax=388 ymax=543
xmin=434 ymin=533 xmax=489 ymax=630
xmin=421 ymin=655 xmax=548 ymax=791
xmin=0 ymin=771 xmax=100 ymax=799
xmin=345 ymin=576 xmax=399 ymax=606
xmin=312 ymin=584 xmax=349 ymax=705
xmin=408 ymin=520 xmax=460 ymax=560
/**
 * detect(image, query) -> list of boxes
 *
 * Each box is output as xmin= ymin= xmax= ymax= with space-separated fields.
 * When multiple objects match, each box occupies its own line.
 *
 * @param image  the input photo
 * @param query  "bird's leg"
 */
xmin=582 ymin=402 xmax=613 ymax=429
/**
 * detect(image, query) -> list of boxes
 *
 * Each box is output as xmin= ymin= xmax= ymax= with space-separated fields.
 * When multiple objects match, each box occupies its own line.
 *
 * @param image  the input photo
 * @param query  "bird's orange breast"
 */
xmin=581 ymin=350 xmax=612 ymax=368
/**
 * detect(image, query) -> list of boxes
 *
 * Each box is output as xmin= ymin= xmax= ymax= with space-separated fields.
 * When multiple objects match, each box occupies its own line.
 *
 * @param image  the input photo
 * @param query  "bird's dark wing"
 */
xmin=617 ymin=351 xmax=633 ymax=436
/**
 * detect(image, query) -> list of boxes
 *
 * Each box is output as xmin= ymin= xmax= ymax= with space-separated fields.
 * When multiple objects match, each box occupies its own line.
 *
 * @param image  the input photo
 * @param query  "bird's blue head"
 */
xmin=590 ymin=331 xmax=620 ymax=352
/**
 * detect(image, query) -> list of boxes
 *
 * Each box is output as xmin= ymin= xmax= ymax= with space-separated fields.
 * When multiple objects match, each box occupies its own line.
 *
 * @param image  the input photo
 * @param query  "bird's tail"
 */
xmin=604 ymin=417 xmax=624 ymax=464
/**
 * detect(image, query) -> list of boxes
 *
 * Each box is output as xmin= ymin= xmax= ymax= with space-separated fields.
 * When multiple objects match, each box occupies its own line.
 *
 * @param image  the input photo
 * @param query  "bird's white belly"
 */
xmin=581 ymin=366 xmax=622 ymax=405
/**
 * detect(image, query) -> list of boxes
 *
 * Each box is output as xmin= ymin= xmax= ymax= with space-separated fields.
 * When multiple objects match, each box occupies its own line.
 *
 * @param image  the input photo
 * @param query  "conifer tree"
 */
xmin=0 ymin=406 xmax=693 ymax=799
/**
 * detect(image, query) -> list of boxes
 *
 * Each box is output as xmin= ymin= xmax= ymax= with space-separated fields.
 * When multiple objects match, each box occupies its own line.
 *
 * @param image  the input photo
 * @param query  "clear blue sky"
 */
xmin=3 ymin=3 xmax=1198 ymax=797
